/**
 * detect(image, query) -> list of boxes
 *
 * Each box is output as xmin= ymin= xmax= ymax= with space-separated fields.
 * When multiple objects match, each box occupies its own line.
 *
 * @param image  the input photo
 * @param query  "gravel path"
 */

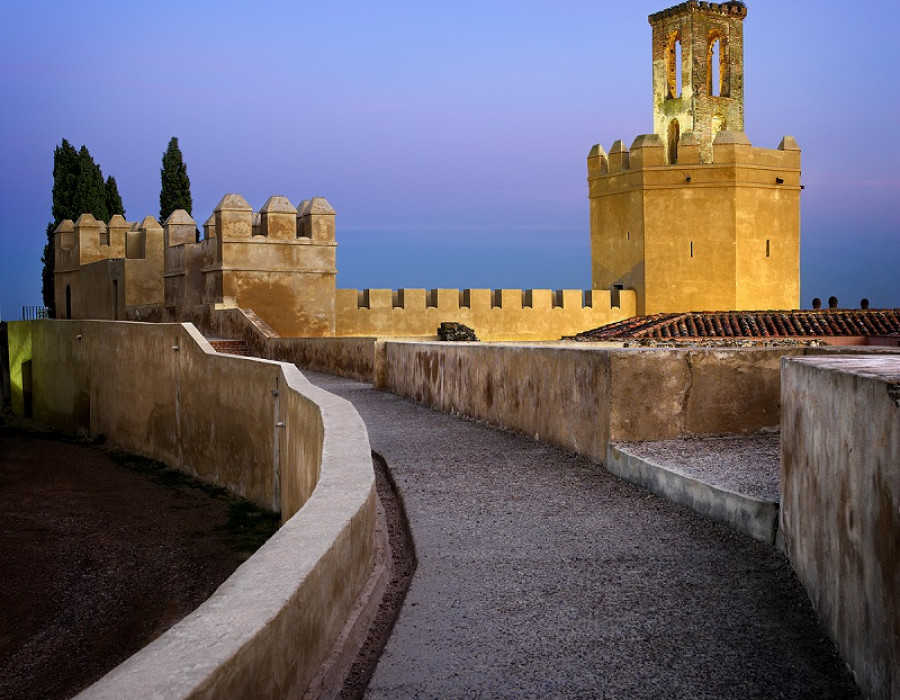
xmin=305 ymin=371 xmax=859 ymax=700
xmin=619 ymin=432 xmax=781 ymax=502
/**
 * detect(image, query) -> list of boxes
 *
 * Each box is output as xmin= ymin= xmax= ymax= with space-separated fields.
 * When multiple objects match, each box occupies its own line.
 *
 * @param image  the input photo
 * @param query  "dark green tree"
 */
xmin=74 ymin=145 xmax=109 ymax=223
xmin=105 ymin=175 xmax=125 ymax=218
xmin=51 ymin=139 xmax=80 ymax=223
xmin=159 ymin=137 xmax=193 ymax=223
xmin=41 ymin=140 xmax=121 ymax=314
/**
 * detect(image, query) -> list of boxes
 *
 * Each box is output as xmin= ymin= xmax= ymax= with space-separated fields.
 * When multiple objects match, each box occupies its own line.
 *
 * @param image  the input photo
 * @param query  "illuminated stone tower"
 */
xmin=650 ymin=1 xmax=747 ymax=164
xmin=588 ymin=2 xmax=801 ymax=315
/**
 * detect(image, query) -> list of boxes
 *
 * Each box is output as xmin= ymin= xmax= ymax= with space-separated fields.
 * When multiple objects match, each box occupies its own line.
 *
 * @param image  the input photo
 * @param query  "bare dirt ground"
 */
xmin=0 ymin=417 xmax=279 ymax=700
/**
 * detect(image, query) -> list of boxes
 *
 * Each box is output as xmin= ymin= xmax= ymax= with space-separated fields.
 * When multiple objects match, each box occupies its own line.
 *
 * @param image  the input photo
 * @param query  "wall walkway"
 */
xmin=305 ymin=369 xmax=859 ymax=698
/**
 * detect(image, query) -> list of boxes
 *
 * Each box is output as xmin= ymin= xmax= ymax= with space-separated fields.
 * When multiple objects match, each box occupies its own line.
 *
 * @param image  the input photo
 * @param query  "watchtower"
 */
xmin=650 ymin=1 xmax=747 ymax=164
xmin=588 ymin=2 xmax=801 ymax=316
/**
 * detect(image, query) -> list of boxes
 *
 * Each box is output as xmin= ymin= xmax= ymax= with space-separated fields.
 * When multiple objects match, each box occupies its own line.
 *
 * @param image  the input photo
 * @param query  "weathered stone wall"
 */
xmin=55 ymin=214 xmax=164 ymax=320
xmin=384 ymin=342 xmax=815 ymax=463
xmin=382 ymin=342 xmax=900 ymax=465
xmin=7 ymin=319 xmax=376 ymax=699
xmin=649 ymin=1 xmax=747 ymax=163
xmin=589 ymin=131 xmax=800 ymax=315
xmin=53 ymin=194 xmax=338 ymax=338
xmin=781 ymin=357 xmax=900 ymax=700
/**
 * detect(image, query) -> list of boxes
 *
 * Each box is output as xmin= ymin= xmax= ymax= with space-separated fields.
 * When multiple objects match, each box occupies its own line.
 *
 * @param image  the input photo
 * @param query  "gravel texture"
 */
xmin=306 ymin=371 xmax=860 ymax=700
xmin=618 ymin=432 xmax=781 ymax=502
xmin=0 ymin=420 xmax=278 ymax=700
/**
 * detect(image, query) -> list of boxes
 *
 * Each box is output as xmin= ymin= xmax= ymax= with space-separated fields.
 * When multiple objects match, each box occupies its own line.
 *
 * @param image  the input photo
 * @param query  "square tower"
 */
xmin=588 ymin=2 xmax=801 ymax=316
xmin=650 ymin=1 xmax=747 ymax=164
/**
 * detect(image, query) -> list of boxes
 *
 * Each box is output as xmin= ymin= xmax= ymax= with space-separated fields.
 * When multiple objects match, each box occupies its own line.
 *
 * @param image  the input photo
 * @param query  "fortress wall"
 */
xmin=7 ymin=320 xmax=377 ymax=699
xmin=385 ymin=342 xmax=613 ymax=461
xmin=267 ymin=336 xmax=385 ymax=386
xmin=382 ymin=343 xmax=896 ymax=464
xmin=336 ymin=288 xmax=637 ymax=341
xmin=781 ymin=357 xmax=900 ymax=700
xmin=0 ymin=323 xmax=10 ymax=407
xmin=176 ymin=305 xmax=383 ymax=384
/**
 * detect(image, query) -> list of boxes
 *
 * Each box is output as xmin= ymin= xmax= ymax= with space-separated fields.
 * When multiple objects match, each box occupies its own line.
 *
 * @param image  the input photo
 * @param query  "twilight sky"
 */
xmin=1 ymin=0 xmax=897 ymax=319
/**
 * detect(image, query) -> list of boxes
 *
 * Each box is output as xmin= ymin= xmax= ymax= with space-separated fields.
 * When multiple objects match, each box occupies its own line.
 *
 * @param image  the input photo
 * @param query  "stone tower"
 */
xmin=650 ymin=1 xmax=747 ymax=164
xmin=588 ymin=2 xmax=801 ymax=316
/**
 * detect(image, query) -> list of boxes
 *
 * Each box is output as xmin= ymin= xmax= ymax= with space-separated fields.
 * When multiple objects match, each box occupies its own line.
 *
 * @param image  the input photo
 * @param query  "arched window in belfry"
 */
xmin=666 ymin=31 xmax=683 ymax=99
xmin=667 ymin=119 xmax=680 ymax=164
xmin=707 ymin=33 xmax=728 ymax=97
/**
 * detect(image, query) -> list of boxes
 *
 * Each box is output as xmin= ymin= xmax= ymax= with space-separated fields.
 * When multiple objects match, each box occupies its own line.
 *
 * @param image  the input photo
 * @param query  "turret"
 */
xmin=649 ymin=1 xmax=748 ymax=163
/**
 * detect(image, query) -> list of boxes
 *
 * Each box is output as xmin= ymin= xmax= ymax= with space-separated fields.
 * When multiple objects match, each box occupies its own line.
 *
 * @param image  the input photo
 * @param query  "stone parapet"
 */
xmin=648 ymin=1 xmax=747 ymax=23
xmin=781 ymin=356 xmax=900 ymax=700
xmin=336 ymin=287 xmax=636 ymax=341
xmin=588 ymin=131 xmax=801 ymax=182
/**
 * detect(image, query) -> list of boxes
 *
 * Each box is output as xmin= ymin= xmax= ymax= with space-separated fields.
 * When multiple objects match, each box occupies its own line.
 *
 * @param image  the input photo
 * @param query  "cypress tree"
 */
xmin=105 ymin=175 xmax=125 ymax=218
xmin=159 ymin=137 xmax=193 ymax=222
xmin=40 ymin=223 xmax=57 ymax=312
xmin=42 ymin=139 xmax=79 ymax=311
xmin=41 ymin=140 xmax=121 ymax=314
xmin=74 ymin=146 xmax=108 ymax=223
xmin=51 ymin=139 xmax=80 ymax=222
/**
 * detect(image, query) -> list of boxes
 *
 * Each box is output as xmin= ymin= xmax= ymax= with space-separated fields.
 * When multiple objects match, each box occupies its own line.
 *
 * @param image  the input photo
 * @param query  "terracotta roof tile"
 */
xmin=575 ymin=309 xmax=900 ymax=341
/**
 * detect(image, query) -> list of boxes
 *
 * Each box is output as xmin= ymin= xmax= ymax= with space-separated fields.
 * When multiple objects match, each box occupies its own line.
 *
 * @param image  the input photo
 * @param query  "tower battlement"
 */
xmin=588 ymin=131 xmax=801 ymax=180
xmin=648 ymin=1 xmax=747 ymax=22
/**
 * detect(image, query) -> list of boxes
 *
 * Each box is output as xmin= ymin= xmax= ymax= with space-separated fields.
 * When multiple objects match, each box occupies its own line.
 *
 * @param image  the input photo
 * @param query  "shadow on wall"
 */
xmin=1 ymin=322 xmax=11 ymax=408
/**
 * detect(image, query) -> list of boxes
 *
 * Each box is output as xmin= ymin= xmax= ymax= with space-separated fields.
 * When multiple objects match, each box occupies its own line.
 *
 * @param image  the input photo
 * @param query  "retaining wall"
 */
xmin=781 ymin=356 xmax=900 ymax=700
xmin=7 ymin=320 xmax=376 ymax=699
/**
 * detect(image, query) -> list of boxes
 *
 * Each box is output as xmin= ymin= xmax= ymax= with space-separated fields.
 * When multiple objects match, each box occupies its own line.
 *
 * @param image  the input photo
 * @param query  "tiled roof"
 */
xmin=575 ymin=309 xmax=900 ymax=341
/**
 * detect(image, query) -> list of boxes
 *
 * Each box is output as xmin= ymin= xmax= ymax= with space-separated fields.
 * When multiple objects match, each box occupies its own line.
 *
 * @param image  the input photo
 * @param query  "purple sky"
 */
xmin=1 ymin=0 xmax=897 ymax=320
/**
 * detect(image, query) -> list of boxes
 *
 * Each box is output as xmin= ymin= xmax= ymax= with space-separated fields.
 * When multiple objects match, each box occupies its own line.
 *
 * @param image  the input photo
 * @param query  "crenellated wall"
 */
xmin=54 ymin=194 xmax=340 ymax=338
xmin=55 ymin=214 xmax=164 ymax=321
xmin=54 ymin=193 xmax=634 ymax=342
xmin=588 ymin=130 xmax=801 ymax=315
xmin=336 ymin=287 xmax=635 ymax=341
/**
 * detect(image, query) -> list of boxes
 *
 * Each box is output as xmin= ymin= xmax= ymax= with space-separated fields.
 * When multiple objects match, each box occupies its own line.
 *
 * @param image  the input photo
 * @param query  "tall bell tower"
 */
xmin=649 ymin=1 xmax=748 ymax=164
xmin=588 ymin=1 xmax=801 ymax=316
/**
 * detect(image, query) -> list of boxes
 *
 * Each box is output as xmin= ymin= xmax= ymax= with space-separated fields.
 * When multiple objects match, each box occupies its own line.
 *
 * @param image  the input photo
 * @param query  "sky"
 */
xmin=0 ymin=0 xmax=897 ymax=320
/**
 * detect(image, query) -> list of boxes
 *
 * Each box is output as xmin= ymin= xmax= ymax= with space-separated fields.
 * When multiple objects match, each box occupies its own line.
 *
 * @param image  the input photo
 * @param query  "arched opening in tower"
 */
xmin=666 ymin=31 xmax=682 ymax=99
xmin=708 ymin=35 xmax=726 ymax=97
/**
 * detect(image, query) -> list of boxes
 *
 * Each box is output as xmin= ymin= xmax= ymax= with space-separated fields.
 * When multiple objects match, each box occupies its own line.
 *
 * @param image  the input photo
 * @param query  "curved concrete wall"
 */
xmin=7 ymin=320 xmax=376 ymax=699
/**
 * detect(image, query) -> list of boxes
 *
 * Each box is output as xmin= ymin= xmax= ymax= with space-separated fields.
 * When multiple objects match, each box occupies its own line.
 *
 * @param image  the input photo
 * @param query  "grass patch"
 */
xmin=107 ymin=451 xmax=281 ymax=555
xmin=0 ymin=411 xmax=282 ymax=559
